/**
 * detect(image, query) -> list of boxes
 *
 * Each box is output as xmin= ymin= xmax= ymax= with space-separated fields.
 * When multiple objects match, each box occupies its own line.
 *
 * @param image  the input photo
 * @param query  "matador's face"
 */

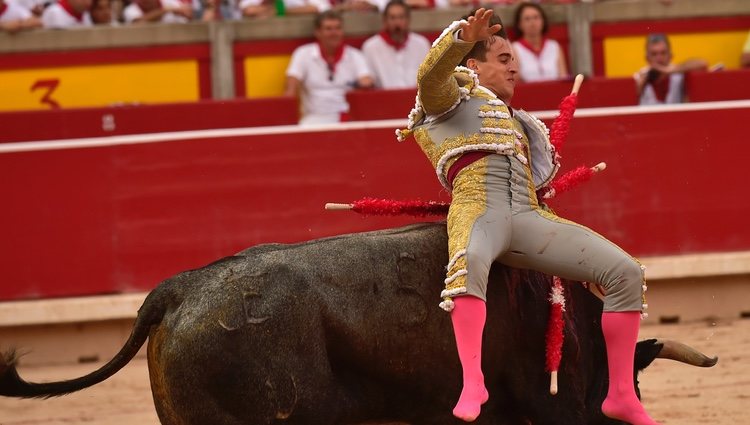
xmin=469 ymin=36 xmax=518 ymax=104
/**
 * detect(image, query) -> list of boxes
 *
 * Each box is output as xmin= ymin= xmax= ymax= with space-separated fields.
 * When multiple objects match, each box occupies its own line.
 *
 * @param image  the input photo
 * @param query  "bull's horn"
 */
xmin=655 ymin=339 xmax=718 ymax=367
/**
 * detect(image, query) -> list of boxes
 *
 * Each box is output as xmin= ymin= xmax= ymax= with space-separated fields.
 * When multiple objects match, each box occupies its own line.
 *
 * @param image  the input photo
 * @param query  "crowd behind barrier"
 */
xmin=0 ymin=0 xmax=639 ymax=31
xmin=1 ymin=68 xmax=749 ymax=143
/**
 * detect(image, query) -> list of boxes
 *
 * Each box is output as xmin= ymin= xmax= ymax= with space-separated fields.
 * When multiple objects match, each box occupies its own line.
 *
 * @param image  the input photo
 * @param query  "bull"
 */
xmin=0 ymin=223 xmax=717 ymax=424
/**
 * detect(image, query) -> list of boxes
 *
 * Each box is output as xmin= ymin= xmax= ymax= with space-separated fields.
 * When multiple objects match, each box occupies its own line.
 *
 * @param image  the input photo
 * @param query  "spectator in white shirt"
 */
xmin=123 ymin=0 xmax=192 ymax=24
xmin=285 ymin=10 xmax=374 ymax=125
xmin=11 ymin=0 xmax=45 ymax=16
xmin=41 ymin=0 xmax=93 ymax=28
xmin=362 ymin=0 xmax=430 ymax=89
xmin=511 ymin=2 xmax=568 ymax=82
xmin=0 ymin=0 xmax=41 ymax=32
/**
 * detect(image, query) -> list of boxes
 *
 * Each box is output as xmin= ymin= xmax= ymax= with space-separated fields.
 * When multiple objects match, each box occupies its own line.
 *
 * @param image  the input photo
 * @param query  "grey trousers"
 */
xmin=452 ymin=154 xmax=645 ymax=312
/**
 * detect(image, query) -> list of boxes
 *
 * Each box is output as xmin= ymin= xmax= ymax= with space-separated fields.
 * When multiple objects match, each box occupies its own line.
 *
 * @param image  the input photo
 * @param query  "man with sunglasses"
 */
xmin=285 ymin=10 xmax=374 ymax=125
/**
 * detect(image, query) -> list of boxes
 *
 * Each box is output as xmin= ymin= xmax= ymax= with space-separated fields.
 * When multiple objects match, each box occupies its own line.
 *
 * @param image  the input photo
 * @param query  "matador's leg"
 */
xmin=499 ymin=210 xmax=658 ymax=425
xmin=443 ymin=157 xmax=512 ymax=422
xmin=442 ymin=157 xmax=513 ymax=309
xmin=498 ymin=209 xmax=646 ymax=314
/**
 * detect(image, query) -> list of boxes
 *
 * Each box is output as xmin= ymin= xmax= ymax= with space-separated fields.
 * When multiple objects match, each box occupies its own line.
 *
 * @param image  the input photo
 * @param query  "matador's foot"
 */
xmin=452 ymin=385 xmax=489 ymax=422
xmin=602 ymin=395 xmax=660 ymax=425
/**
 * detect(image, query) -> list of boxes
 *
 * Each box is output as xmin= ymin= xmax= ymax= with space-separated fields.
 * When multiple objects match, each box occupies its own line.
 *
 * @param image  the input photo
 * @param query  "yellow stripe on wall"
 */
xmin=244 ymin=55 xmax=292 ymax=98
xmin=604 ymin=30 xmax=748 ymax=77
xmin=0 ymin=60 xmax=199 ymax=112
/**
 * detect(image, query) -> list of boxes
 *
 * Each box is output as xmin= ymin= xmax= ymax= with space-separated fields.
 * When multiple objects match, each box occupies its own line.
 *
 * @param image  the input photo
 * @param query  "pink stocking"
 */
xmin=451 ymin=296 xmax=489 ymax=422
xmin=601 ymin=311 xmax=660 ymax=425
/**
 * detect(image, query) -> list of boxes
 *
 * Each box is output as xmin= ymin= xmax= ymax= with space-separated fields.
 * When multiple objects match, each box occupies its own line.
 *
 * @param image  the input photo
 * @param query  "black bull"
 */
xmin=0 ymin=223 xmax=717 ymax=424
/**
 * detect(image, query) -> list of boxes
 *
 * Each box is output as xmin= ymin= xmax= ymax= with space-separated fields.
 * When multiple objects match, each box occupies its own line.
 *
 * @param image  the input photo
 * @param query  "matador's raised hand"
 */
xmin=459 ymin=8 xmax=503 ymax=43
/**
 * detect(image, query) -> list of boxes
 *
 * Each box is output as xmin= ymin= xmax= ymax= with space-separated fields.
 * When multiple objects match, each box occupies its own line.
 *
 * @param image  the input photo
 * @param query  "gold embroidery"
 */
xmin=416 ymin=28 xmax=474 ymax=116
xmin=481 ymin=117 xmax=514 ymax=129
xmin=445 ymin=157 xmax=490 ymax=296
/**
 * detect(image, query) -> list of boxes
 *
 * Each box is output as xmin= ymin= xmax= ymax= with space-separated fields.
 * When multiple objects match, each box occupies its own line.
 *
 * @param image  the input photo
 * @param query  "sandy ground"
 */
xmin=0 ymin=319 xmax=748 ymax=425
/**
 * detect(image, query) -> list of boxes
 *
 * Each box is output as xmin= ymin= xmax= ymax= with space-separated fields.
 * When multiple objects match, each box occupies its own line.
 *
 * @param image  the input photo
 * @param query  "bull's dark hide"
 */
xmin=0 ymin=223 xmax=707 ymax=425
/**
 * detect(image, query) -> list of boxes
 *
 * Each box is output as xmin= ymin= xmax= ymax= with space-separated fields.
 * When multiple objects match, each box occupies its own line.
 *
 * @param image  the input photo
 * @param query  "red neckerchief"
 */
xmin=318 ymin=42 xmax=345 ymax=76
xmin=379 ymin=30 xmax=409 ymax=51
xmin=650 ymin=74 xmax=671 ymax=103
xmin=0 ymin=2 xmax=8 ymax=17
xmin=518 ymin=37 xmax=547 ymax=58
xmin=58 ymin=0 xmax=84 ymax=21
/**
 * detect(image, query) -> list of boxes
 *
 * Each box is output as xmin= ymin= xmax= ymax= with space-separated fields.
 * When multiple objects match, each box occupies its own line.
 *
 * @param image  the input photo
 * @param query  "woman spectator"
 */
xmin=511 ymin=2 xmax=568 ymax=82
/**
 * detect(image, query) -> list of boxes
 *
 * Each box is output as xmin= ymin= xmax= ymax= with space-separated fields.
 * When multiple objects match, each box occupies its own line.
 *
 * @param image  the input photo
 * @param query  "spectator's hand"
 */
xmin=242 ymin=4 xmax=275 ymax=18
xmin=650 ymin=63 xmax=677 ymax=75
xmin=167 ymin=4 xmax=193 ymax=19
xmin=355 ymin=76 xmax=375 ymax=89
xmin=459 ymin=8 xmax=502 ymax=44
xmin=0 ymin=20 xmax=23 ymax=34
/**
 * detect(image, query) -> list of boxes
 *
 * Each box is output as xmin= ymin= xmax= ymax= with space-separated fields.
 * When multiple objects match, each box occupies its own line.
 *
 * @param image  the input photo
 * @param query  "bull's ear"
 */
xmin=634 ymin=339 xmax=662 ymax=371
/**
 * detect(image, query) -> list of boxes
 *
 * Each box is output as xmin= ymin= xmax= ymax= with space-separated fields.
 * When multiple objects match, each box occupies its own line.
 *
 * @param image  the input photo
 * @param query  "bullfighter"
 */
xmin=397 ymin=9 xmax=656 ymax=424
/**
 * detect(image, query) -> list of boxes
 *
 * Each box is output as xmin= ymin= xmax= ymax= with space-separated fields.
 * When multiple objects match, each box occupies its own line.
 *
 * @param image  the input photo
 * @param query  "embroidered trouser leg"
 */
xmin=441 ymin=154 xmax=646 ymax=314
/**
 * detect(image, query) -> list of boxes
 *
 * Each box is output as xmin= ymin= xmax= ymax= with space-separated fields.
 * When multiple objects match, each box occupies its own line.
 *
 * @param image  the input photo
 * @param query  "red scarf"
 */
xmin=379 ymin=30 xmax=409 ymax=51
xmin=650 ymin=75 xmax=671 ymax=103
xmin=0 ymin=2 xmax=8 ymax=17
xmin=518 ymin=37 xmax=547 ymax=57
xmin=318 ymin=42 xmax=345 ymax=76
xmin=58 ymin=0 xmax=84 ymax=21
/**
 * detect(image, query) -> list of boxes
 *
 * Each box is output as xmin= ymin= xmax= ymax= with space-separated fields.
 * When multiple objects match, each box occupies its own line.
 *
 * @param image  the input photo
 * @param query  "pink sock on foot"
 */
xmin=601 ymin=311 xmax=660 ymax=425
xmin=451 ymin=296 xmax=488 ymax=422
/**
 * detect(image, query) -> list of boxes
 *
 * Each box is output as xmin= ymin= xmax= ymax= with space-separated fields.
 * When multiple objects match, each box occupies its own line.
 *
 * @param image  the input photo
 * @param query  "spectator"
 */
xmin=238 ymin=0 xmax=329 ymax=18
xmin=123 ymin=0 xmax=193 ymax=23
xmin=90 ymin=0 xmax=113 ymax=24
xmin=0 ymin=0 xmax=42 ymax=32
xmin=237 ymin=0 xmax=273 ymax=18
xmin=361 ymin=0 xmax=429 ymax=88
xmin=741 ymin=30 xmax=750 ymax=68
xmin=11 ymin=0 xmax=45 ymax=16
xmin=285 ymin=10 xmax=374 ymax=125
xmin=41 ymin=0 xmax=94 ymax=28
xmin=511 ymin=2 xmax=567 ymax=82
xmin=194 ymin=0 xmax=218 ymax=21
xmin=635 ymin=33 xmax=707 ymax=105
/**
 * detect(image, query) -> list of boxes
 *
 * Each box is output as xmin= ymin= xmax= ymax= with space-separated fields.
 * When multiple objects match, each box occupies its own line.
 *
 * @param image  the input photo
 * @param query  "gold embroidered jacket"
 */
xmin=397 ymin=21 xmax=559 ymax=191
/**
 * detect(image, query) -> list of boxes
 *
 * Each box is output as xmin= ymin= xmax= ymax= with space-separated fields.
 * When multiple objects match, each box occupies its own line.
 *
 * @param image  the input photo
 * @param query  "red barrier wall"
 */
xmin=685 ymin=69 xmax=750 ymax=102
xmin=0 ymin=98 xmax=299 ymax=143
xmin=1 ymin=103 xmax=748 ymax=301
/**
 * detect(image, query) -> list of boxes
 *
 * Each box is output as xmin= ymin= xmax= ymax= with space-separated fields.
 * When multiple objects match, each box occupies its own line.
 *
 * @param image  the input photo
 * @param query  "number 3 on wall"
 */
xmin=30 ymin=79 xmax=61 ymax=109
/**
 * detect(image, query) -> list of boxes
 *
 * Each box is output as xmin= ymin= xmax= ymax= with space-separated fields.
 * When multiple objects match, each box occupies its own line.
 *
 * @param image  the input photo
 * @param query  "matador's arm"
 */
xmin=417 ymin=10 xmax=502 ymax=116
xmin=416 ymin=22 xmax=474 ymax=116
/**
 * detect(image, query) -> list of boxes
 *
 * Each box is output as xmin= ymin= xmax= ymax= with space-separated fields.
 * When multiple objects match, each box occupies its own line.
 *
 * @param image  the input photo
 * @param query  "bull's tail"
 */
xmin=0 ymin=285 xmax=169 ymax=399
